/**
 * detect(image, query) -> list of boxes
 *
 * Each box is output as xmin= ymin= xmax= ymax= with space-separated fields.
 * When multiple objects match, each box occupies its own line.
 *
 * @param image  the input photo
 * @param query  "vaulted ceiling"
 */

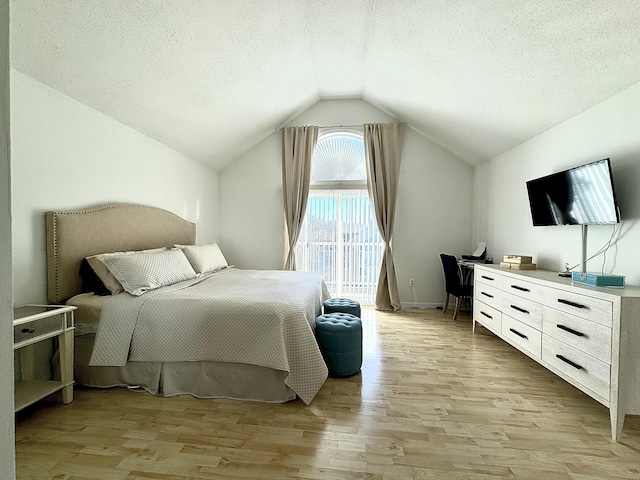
xmin=10 ymin=1 xmax=640 ymax=171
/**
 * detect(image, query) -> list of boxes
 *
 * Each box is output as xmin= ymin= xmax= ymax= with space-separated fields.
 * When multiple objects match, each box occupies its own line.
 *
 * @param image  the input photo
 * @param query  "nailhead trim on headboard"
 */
xmin=46 ymin=204 xmax=197 ymax=304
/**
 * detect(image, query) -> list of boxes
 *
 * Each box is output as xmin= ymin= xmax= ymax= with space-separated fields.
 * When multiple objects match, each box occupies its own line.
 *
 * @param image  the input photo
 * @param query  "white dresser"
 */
xmin=473 ymin=264 xmax=640 ymax=441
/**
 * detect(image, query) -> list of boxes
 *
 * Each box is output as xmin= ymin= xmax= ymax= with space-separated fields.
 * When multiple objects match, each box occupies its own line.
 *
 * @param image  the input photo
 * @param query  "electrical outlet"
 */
xmin=409 ymin=278 xmax=415 ymax=287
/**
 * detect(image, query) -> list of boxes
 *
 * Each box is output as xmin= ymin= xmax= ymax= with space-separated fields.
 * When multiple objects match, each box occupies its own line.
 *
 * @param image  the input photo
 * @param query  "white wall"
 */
xmin=10 ymin=71 xmax=220 ymax=305
xmin=220 ymin=98 xmax=474 ymax=307
xmin=0 ymin=0 xmax=15 ymax=476
xmin=474 ymin=82 xmax=640 ymax=285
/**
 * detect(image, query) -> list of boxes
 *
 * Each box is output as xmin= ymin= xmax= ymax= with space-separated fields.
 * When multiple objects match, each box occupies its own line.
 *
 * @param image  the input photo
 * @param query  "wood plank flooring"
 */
xmin=15 ymin=308 xmax=640 ymax=479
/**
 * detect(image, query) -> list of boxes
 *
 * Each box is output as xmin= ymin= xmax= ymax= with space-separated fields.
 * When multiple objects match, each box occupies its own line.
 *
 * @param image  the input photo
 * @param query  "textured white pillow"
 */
xmin=101 ymin=249 xmax=197 ymax=296
xmin=86 ymin=247 xmax=167 ymax=295
xmin=176 ymin=242 xmax=228 ymax=274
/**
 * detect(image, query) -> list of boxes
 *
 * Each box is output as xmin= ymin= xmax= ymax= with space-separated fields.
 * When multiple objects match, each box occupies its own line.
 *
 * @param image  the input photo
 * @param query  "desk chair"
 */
xmin=440 ymin=253 xmax=474 ymax=321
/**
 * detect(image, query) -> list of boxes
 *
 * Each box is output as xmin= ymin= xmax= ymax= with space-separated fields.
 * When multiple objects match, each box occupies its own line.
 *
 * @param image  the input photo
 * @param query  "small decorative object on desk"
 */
xmin=500 ymin=255 xmax=537 ymax=270
xmin=558 ymin=263 xmax=572 ymax=277
xmin=572 ymin=271 xmax=625 ymax=288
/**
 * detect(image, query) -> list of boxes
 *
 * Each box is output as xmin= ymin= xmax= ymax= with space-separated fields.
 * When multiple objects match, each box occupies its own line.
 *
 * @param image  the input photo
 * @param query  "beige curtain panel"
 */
xmin=281 ymin=125 xmax=319 ymax=271
xmin=363 ymin=122 xmax=405 ymax=311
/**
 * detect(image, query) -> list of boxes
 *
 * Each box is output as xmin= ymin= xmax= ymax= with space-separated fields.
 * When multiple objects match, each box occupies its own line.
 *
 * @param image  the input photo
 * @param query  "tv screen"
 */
xmin=526 ymin=158 xmax=620 ymax=226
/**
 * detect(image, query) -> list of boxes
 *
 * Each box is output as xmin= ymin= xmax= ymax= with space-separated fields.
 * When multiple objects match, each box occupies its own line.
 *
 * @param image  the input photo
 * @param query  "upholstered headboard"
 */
xmin=46 ymin=204 xmax=196 ymax=304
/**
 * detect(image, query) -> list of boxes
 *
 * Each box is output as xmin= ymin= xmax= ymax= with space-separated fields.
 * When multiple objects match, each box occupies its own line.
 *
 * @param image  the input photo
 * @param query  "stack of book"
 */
xmin=500 ymin=255 xmax=536 ymax=270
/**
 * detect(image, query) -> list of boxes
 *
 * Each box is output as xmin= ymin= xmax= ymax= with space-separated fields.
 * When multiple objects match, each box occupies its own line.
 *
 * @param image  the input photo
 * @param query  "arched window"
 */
xmin=311 ymin=131 xmax=366 ymax=185
xmin=295 ymin=129 xmax=384 ymax=305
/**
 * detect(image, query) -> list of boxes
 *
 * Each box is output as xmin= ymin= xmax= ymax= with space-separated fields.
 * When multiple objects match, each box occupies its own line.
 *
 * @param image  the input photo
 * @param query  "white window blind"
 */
xmin=295 ymin=130 xmax=383 ymax=305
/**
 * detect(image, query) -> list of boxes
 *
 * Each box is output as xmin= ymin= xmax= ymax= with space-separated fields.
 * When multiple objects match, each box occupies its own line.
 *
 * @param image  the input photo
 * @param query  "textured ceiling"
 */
xmin=10 ymin=0 xmax=640 ymax=170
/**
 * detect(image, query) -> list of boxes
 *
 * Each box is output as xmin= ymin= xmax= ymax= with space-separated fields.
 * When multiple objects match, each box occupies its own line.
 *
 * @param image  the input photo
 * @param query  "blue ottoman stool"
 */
xmin=315 ymin=312 xmax=362 ymax=377
xmin=323 ymin=298 xmax=361 ymax=318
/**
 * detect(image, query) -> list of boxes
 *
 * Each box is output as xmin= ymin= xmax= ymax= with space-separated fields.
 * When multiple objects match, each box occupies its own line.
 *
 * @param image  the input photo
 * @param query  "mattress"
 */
xmin=66 ymin=268 xmax=329 ymax=403
xmin=68 ymin=293 xmax=105 ymax=335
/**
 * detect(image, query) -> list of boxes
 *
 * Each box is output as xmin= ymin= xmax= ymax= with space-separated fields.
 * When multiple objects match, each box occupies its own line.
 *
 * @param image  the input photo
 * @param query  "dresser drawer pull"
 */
xmin=481 ymin=291 xmax=494 ymax=299
xmin=481 ymin=275 xmax=495 ymax=281
xmin=556 ymin=354 xmax=583 ymax=370
xmin=510 ymin=304 xmax=529 ymax=314
xmin=21 ymin=328 xmax=36 ymax=334
xmin=481 ymin=311 xmax=493 ymax=319
xmin=510 ymin=285 xmax=530 ymax=292
xmin=556 ymin=324 xmax=585 ymax=337
xmin=509 ymin=328 xmax=528 ymax=339
xmin=557 ymin=298 xmax=587 ymax=309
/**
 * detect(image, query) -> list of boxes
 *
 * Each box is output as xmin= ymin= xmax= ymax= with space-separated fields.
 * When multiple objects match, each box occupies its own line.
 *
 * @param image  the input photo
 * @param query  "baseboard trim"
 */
xmin=400 ymin=302 xmax=442 ymax=309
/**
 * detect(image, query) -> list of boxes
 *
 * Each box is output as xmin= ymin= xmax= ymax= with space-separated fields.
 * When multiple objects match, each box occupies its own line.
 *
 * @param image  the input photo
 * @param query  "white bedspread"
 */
xmin=89 ymin=268 xmax=329 ymax=404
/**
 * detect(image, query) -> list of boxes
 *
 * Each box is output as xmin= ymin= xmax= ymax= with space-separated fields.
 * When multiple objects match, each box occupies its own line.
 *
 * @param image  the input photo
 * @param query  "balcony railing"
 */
xmin=295 ymin=190 xmax=383 ymax=305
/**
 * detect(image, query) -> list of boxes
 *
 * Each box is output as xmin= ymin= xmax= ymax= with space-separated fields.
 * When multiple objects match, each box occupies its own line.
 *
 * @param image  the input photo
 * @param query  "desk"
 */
xmin=458 ymin=259 xmax=488 ymax=284
xmin=457 ymin=260 xmax=492 ymax=315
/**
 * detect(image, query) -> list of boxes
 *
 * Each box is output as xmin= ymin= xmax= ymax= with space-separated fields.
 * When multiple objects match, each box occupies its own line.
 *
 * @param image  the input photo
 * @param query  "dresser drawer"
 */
xmin=502 ymin=277 xmax=545 ymax=302
xmin=543 ymin=289 xmax=612 ymax=326
xmin=474 ymin=283 xmax=502 ymax=310
xmin=473 ymin=302 xmax=501 ymax=333
xmin=542 ymin=307 xmax=612 ymax=363
xmin=502 ymin=315 xmax=542 ymax=359
xmin=502 ymin=292 xmax=543 ymax=330
xmin=542 ymin=335 xmax=610 ymax=401
xmin=14 ymin=316 xmax=63 ymax=347
xmin=475 ymin=269 xmax=504 ymax=289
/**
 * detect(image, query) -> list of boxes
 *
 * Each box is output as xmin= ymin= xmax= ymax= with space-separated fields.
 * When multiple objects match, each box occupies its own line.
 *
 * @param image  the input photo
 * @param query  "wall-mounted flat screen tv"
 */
xmin=526 ymin=158 xmax=620 ymax=226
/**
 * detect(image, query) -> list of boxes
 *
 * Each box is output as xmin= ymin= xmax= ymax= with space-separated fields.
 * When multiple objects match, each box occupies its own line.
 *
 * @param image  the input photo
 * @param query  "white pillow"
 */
xmin=86 ymin=247 xmax=167 ymax=295
xmin=176 ymin=242 xmax=228 ymax=274
xmin=101 ymin=249 xmax=197 ymax=296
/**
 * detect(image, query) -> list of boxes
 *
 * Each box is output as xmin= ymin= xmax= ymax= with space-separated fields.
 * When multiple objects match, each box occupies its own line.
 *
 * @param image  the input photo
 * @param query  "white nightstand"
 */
xmin=13 ymin=304 xmax=76 ymax=411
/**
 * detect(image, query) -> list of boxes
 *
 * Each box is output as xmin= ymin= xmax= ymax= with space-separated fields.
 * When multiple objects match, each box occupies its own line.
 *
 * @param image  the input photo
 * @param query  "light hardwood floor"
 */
xmin=15 ymin=308 xmax=640 ymax=479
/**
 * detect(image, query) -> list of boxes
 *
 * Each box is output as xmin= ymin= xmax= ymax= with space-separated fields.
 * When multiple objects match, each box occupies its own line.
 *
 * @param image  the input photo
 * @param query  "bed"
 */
xmin=46 ymin=204 xmax=329 ymax=404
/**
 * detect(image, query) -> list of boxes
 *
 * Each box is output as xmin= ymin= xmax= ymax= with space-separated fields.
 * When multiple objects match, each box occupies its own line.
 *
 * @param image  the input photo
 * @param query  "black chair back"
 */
xmin=440 ymin=253 xmax=463 ymax=295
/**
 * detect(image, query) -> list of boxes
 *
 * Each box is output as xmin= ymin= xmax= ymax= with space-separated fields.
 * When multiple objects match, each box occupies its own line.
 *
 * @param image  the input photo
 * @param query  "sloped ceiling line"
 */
xmin=10 ymin=0 xmax=640 ymax=171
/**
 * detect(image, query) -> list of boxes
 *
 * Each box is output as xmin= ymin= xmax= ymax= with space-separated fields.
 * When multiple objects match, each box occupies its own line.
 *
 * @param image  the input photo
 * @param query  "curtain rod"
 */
xmin=278 ymin=122 xmax=406 ymax=131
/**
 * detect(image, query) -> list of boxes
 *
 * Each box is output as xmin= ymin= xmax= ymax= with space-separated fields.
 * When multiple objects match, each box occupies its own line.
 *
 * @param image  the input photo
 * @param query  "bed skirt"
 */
xmin=72 ymin=334 xmax=297 ymax=403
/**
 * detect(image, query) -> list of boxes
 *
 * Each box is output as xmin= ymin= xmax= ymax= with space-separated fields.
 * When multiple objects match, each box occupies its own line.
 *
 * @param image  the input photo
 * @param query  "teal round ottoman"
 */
xmin=315 ymin=312 xmax=362 ymax=377
xmin=323 ymin=298 xmax=361 ymax=318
